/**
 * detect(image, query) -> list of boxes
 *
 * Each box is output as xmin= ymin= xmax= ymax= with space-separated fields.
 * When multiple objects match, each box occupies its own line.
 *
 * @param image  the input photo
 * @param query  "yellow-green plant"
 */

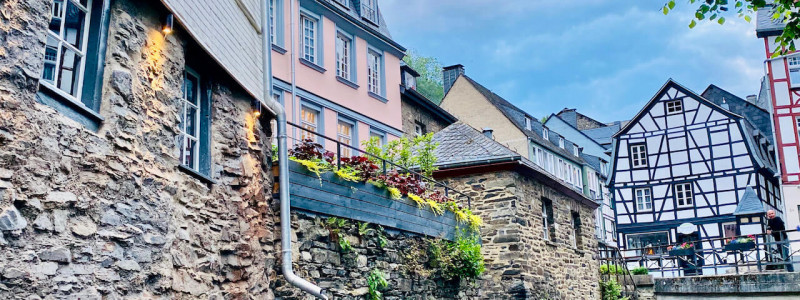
xmin=454 ymin=210 xmax=468 ymax=224
xmin=427 ymin=199 xmax=444 ymax=216
xmin=289 ymin=157 xmax=330 ymax=179
xmin=387 ymin=187 xmax=402 ymax=200
xmin=467 ymin=212 xmax=483 ymax=232
xmin=408 ymin=193 xmax=428 ymax=208
xmin=334 ymin=167 xmax=361 ymax=182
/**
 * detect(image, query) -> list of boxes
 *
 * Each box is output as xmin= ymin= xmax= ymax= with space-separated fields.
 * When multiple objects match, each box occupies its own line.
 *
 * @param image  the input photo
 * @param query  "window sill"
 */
xmin=368 ymin=91 xmax=388 ymax=103
xmin=300 ymin=58 xmax=326 ymax=73
xmin=179 ymin=165 xmax=216 ymax=185
xmin=332 ymin=0 xmax=350 ymax=10
xmin=545 ymin=240 xmax=557 ymax=247
xmin=272 ymin=44 xmax=287 ymax=54
xmin=336 ymin=76 xmax=359 ymax=89
xmin=36 ymin=87 xmax=104 ymax=131
xmin=361 ymin=16 xmax=379 ymax=26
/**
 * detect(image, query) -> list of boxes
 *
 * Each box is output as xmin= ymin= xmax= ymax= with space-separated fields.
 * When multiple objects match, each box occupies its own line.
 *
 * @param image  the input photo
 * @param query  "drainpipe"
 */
xmin=261 ymin=1 xmax=327 ymax=299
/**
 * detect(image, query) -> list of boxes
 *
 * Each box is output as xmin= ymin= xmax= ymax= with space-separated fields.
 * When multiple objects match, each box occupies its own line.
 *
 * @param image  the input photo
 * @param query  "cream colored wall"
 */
xmin=440 ymin=77 xmax=530 ymax=158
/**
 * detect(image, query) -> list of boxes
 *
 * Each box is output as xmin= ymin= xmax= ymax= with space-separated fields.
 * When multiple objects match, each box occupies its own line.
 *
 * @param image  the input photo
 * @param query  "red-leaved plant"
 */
xmin=340 ymin=155 xmax=380 ymax=181
xmin=289 ymin=138 xmax=335 ymax=163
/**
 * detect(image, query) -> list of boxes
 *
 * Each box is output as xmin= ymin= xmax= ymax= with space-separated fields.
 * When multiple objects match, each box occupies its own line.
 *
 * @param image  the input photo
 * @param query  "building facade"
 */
xmin=432 ymin=123 xmax=600 ymax=299
xmin=756 ymin=7 xmax=800 ymax=242
xmin=609 ymin=80 xmax=780 ymax=258
xmin=399 ymin=64 xmax=456 ymax=137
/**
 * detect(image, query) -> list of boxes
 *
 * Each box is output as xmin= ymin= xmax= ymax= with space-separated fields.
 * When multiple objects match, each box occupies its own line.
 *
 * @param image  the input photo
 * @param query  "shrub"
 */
xmin=600 ymin=264 xmax=629 ymax=275
xmin=427 ymin=230 xmax=485 ymax=282
xmin=600 ymin=279 xmax=626 ymax=300
xmin=367 ymin=269 xmax=389 ymax=300
xmin=631 ymin=267 xmax=649 ymax=275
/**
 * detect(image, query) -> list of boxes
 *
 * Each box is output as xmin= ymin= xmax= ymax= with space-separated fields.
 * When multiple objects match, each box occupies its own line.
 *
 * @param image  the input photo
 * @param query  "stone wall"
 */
xmin=0 ymin=0 xmax=276 ymax=298
xmin=400 ymin=95 xmax=451 ymax=138
xmin=272 ymin=212 xmax=481 ymax=299
xmin=444 ymin=170 xmax=600 ymax=299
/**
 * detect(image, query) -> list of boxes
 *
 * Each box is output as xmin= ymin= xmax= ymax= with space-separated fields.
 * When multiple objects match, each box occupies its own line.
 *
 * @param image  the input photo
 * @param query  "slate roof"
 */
xmin=581 ymin=123 xmax=621 ymax=149
xmin=432 ymin=122 xmax=519 ymax=165
xmin=702 ymin=84 xmax=773 ymax=142
xmin=459 ymin=75 xmax=586 ymax=165
xmin=325 ymin=0 xmax=394 ymax=39
xmin=432 ymin=123 xmax=587 ymax=196
xmin=756 ymin=4 xmax=785 ymax=38
xmin=756 ymin=76 xmax=772 ymax=112
xmin=581 ymin=153 xmax=608 ymax=180
xmin=556 ymin=108 xmax=607 ymax=130
xmin=734 ymin=186 xmax=767 ymax=216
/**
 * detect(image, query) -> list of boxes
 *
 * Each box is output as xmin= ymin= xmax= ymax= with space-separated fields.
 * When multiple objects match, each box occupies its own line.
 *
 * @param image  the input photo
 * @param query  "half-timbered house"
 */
xmin=609 ymin=80 xmax=780 ymax=255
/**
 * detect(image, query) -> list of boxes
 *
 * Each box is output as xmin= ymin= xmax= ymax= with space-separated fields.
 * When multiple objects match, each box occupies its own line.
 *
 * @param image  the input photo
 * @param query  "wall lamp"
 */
xmin=163 ymin=14 xmax=174 ymax=34
xmin=252 ymin=99 xmax=262 ymax=119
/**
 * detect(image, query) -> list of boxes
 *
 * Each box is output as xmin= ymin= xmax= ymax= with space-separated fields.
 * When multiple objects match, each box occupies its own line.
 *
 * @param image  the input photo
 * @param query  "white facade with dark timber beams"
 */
xmin=609 ymin=80 xmax=781 ymax=253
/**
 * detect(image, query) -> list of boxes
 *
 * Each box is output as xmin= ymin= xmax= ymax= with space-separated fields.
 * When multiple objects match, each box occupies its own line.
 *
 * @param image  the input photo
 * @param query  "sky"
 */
xmin=381 ymin=0 xmax=766 ymax=123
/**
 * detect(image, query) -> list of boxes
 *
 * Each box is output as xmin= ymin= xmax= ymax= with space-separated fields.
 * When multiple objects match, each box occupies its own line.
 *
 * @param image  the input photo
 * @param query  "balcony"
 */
xmin=273 ymin=122 xmax=474 ymax=240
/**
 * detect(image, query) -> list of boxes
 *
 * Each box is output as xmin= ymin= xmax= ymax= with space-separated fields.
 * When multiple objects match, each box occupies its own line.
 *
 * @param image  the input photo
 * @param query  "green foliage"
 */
xmin=427 ymin=230 xmax=485 ymax=282
xmin=289 ymin=157 xmax=331 ymax=180
xmin=403 ymin=50 xmax=445 ymax=104
xmin=361 ymin=133 xmax=439 ymax=179
xmin=271 ymin=144 xmax=279 ymax=162
xmin=413 ymin=133 xmax=439 ymax=178
xmin=334 ymin=166 xmax=361 ymax=182
xmin=661 ymin=0 xmax=800 ymax=55
xmin=600 ymin=279 xmax=628 ymax=300
xmin=376 ymin=225 xmax=388 ymax=248
xmin=367 ymin=269 xmax=389 ymax=300
xmin=358 ymin=222 xmax=374 ymax=236
xmin=324 ymin=217 xmax=353 ymax=253
xmin=631 ymin=266 xmax=649 ymax=275
xmin=600 ymin=264 xmax=629 ymax=275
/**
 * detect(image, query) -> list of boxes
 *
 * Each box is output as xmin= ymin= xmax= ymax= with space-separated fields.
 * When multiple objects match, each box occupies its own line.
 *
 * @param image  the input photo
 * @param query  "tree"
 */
xmin=403 ymin=50 xmax=445 ymax=104
xmin=662 ymin=0 xmax=797 ymax=56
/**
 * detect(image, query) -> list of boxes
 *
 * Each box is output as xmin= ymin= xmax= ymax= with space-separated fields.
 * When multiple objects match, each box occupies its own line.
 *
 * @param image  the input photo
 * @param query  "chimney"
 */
xmin=482 ymin=128 xmax=493 ymax=139
xmin=746 ymin=94 xmax=757 ymax=103
xmin=443 ymin=64 xmax=465 ymax=94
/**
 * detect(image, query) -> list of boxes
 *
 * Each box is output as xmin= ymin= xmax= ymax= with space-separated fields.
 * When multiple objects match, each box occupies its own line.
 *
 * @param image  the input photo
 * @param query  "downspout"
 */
xmin=261 ymin=1 xmax=327 ymax=299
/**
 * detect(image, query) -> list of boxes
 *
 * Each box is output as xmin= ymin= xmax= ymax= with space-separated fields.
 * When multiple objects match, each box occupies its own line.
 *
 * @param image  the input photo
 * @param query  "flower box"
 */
xmin=669 ymin=248 xmax=695 ymax=256
xmin=724 ymin=241 xmax=755 ymax=251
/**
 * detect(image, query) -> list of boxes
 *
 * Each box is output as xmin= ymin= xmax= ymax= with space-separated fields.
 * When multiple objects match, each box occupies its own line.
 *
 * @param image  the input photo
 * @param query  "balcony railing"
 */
xmin=600 ymin=230 xmax=800 ymax=277
xmin=285 ymin=121 xmax=472 ymax=209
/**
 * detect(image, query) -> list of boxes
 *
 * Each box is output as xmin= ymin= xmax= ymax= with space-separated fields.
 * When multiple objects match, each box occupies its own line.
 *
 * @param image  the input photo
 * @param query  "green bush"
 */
xmin=599 ymin=264 xmax=629 ymax=275
xmin=367 ymin=269 xmax=389 ymax=300
xmin=631 ymin=267 xmax=649 ymax=275
xmin=427 ymin=230 xmax=485 ymax=282
xmin=600 ymin=279 xmax=629 ymax=300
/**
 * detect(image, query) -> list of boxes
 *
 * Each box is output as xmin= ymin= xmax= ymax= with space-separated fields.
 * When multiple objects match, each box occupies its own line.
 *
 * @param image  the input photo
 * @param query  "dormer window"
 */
xmin=360 ymin=0 xmax=378 ymax=24
xmin=559 ymin=137 xmax=564 ymax=149
xmin=524 ymin=117 xmax=531 ymax=130
xmin=573 ymin=146 xmax=579 ymax=157
xmin=543 ymin=128 xmax=549 ymax=140
xmin=665 ymin=100 xmax=683 ymax=114
xmin=333 ymin=0 xmax=349 ymax=8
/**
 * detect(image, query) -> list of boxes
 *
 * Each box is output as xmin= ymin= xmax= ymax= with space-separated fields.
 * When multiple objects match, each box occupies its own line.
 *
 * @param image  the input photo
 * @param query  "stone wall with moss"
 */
xmin=0 ymin=0 xmax=276 ymax=298
xmin=443 ymin=170 xmax=601 ymax=299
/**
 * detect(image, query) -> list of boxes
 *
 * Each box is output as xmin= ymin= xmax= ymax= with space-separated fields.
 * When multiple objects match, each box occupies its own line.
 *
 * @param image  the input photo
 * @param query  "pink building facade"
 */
xmin=269 ymin=0 xmax=405 ymax=153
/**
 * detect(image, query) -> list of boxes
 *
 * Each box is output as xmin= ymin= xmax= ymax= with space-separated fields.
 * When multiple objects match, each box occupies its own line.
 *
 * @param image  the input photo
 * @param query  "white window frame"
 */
xmin=337 ymin=119 xmax=355 ymax=157
xmin=367 ymin=49 xmax=382 ymax=96
xmin=674 ymin=182 xmax=693 ymax=208
xmin=630 ymin=144 xmax=648 ymax=168
xmin=360 ymin=0 xmax=378 ymax=23
xmin=269 ymin=0 xmax=277 ymax=44
xmin=300 ymin=105 xmax=320 ymax=141
xmin=300 ymin=15 xmax=317 ymax=63
xmin=665 ymin=100 xmax=683 ymax=115
xmin=788 ymin=55 xmax=800 ymax=88
xmin=542 ymin=199 xmax=553 ymax=241
xmin=525 ymin=117 xmax=531 ymax=130
xmin=333 ymin=0 xmax=349 ymax=8
xmin=722 ymin=222 xmax=737 ymax=244
xmin=635 ymin=188 xmax=653 ymax=212
xmin=573 ymin=146 xmax=579 ymax=157
xmin=369 ymin=129 xmax=386 ymax=147
xmin=335 ymin=32 xmax=352 ymax=80
xmin=542 ymin=127 xmax=549 ymax=140
xmin=559 ymin=137 xmax=565 ymax=149
xmin=40 ymin=0 xmax=93 ymax=104
xmin=571 ymin=211 xmax=581 ymax=248
xmin=180 ymin=68 xmax=202 ymax=170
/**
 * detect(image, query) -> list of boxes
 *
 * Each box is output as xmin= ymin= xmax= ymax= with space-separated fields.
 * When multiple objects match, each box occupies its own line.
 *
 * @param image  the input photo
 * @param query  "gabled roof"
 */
xmin=401 ymin=85 xmax=457 ymax=125
xmin=581 ymin=153 xmax=608 ymax=180
xmin=546 ymin=114 xmax=610 ymax=152
xmin=457 ymin=75 xmax=586 ymax=165
xmin=582 ymin=124 xmax=620 ymax=148
xmin=431 ymin=123 xmax=594 ymax=206
xmin=734 ymin=186 xmax=766 ymax=216
xmin=756 ymin=5 xmax=785 ymax=38
xmin=556 ymin=108 xmax=607 ymax=130
xmin=701 ymin=84 xmax=773 ymax=142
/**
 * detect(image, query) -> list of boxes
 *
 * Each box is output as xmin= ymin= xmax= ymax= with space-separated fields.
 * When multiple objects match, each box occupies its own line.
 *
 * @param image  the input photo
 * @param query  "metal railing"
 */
xmin=599 ymin=246 xmax=638 ymax=299
xmin=284 ymin=121 xmax=472 ymax=209
xmin=600 ymin=230 xmax=800 ymax=278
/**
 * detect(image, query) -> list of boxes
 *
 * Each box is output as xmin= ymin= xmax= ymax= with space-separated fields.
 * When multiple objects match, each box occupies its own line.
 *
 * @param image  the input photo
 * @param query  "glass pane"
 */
xmin=42 ymin=35 xmax=60 ymax=83
xmin=79 ymin=0 xmax=89 ymax=8
xmin=50 ymin=0 xmax=65 ymax=35
xmin=182 ymin=136 xmax=197 ymax=168
xmin=63 ymin=0 xmax=86 ymax=50
xmin=184 ymin=73 xmax=199 ymax=105
xmin=185 ymin=105 xmax=198 ymax=137
xmin=57 ymin=46 xmax=82 ymax=96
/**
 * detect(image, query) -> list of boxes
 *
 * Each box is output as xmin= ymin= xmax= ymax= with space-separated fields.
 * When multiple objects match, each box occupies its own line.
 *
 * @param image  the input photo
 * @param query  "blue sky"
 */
xmin=381 ymin=0 xmax=765 ymax=123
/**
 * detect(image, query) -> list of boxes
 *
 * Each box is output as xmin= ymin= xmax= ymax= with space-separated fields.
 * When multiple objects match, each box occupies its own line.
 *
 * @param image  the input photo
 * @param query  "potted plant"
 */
xmin=668 ymin=242 xmax=695 ymax=256
xmin=724 ymin=235 xmax=756 ymax=251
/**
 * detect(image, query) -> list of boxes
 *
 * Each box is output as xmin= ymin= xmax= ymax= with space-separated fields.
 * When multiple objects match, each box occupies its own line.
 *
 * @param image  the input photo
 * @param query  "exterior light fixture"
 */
xmin=163 ymin=14 xmax=174 ymax=34
xmin=252 ymin=99 xmax=262 ymax=118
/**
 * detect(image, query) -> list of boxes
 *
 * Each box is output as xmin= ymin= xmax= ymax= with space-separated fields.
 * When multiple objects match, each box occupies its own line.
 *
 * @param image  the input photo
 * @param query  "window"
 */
xmin=179 ymin=68 xmax=211 ymax=177
xmin=360 ymin=0 xmax=378 ymax=23
xmin=269 ymin=0 xmax=276 ymax=44
xmin=39 ymin=0 xmax=110 ymax=122
xmin=635 ymin=188 xmax=653 ymax=211
xmin=629 ymin=144 xmax=648 ymax=168
xmin=300 ymin=106 xmax=319 ymax=141
xmin=665 ymin=100 xmax=683 ymax=114
xmin=601 ymin=161 xmax=608 ymax=176
xmin=536 ymin=148 xmax=544 ymax=167
xmin=370 ymin=130 xmax=385 ymax=147
xmin=627 ymin=232 xmax=669 ymax=255
xmin=333 ymin=0 xmax=349 ymax=7
xmin=337 ymin=120 xmax=355 ymax=157
xmin=367 ymin=50 xmax=382 ymax=96
xmin=414 ymin=122 xmax=426 ymax=136
xmin=301 ymin=15 xmax=317 ymax=63
xmin=674 ymin=182 xmax=693 ymax=208
xmin=268 ymin=0 xmax=284 ymax=48
xmin=722 ymin=222 xmax=737 ymax=244
xmin=335 ymin=32 xmax=352 ymax=80
xmin=542 ymin=198 xmax=555 ymax=241
xmin=789 ymin=55 xmax=800 ymax=87
xmin=571 ymin=211 xmax=582 ymax=249
xmin=525 ymin=117 xmax=531 ymax=130
xmin=542 ymin=127 xmax=549 ymax=140
xmin=573 ymin=146 xmax=579 ymax=157
xmin=559 ymin=137 xmax=565 ymax=149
